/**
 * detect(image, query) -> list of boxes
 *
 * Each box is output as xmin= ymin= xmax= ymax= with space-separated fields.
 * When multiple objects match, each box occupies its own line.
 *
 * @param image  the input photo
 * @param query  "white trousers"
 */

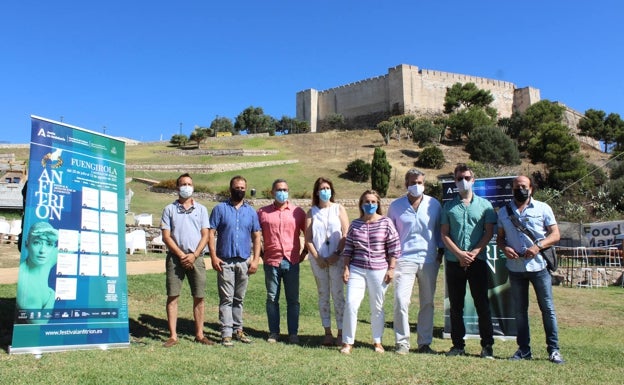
xmin=393 ymin=260 xmax=440 ymax=348
xmin=310 ymin=258 xmax=345 ymax=330
xmin=342 ymin=265 xmax=388 ymax=345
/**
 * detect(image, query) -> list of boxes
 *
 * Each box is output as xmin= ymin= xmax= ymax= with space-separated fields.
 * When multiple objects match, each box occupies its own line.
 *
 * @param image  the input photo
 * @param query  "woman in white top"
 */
xmin=305 ymin=177 xmax=349 ymax=346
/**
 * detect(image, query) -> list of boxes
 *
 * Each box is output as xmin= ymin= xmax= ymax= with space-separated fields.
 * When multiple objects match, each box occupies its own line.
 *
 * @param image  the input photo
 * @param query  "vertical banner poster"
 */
xmin=10 ymin=116 xmax=129 ymax=354
xmin=442 ymin=176 xmax=516 ymax=340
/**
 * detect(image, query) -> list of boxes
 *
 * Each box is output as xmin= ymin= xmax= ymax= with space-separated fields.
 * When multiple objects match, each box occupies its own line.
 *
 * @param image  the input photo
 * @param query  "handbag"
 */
xmin=505 ymin=204 xmax=558 ymax=272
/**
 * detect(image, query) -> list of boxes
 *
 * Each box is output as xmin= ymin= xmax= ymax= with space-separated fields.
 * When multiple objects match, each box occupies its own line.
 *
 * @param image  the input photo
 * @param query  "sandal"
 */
xmin=339 ymin=343 xmax=353 ymax=354
xmin=322 ymin=334 xmax=334 ymax=346
xmin=373 ymin=343 xmax=385 ymax=353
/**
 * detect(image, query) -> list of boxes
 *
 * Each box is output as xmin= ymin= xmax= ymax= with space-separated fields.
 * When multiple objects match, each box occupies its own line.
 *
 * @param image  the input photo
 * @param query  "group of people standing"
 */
xmin=158 ymin=164 xmax=564 ymax=364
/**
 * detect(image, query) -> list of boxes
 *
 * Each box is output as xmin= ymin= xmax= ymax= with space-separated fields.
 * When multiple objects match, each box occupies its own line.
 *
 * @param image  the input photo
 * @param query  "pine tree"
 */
xmin=371 ymin=147 xmax=391 ymax=197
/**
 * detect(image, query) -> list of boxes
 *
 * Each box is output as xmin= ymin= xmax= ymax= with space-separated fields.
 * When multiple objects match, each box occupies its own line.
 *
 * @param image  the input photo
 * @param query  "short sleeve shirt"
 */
xmin=441 ymin=194 xmax=496 ymax=262
xmin=210 ymin=199 xmax=260 ymax=260
xmin=497 ymin=197 xmax=557 ymax=272
xmin=161 ymin=199 xmax=210 ymax=254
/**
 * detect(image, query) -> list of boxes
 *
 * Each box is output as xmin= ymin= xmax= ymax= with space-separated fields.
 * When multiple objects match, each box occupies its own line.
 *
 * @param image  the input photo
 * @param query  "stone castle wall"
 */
xmin=297 ymin=64 xmax=540 ymax=132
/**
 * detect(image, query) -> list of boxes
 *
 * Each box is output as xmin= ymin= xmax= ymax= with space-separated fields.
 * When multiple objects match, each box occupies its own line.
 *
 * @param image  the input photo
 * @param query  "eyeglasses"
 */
xmin=455 ymin=176 xmax=472 ymax=182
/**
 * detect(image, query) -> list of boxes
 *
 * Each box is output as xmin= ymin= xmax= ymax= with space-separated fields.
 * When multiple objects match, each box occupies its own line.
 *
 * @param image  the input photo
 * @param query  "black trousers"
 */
xmin=445 ymin=259 xmax=494 ymax=348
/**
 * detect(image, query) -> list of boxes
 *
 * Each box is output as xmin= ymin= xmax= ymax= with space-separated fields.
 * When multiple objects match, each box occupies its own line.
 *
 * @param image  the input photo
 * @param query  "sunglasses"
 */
xmin=177 ymin=205 xmax=195 ymax=214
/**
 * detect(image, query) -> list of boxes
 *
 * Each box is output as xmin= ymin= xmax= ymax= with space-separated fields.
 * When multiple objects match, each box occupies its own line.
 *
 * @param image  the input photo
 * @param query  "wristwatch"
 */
xmin=535 ymin=240 xmax=544 ymax=250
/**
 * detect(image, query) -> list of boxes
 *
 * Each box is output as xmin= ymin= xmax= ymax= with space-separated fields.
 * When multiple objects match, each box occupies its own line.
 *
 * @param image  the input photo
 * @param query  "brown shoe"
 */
xmin=322 ymin=334 xmax=334 ymax=346
xmin=163 ymin=338 xmax=178 ymax=348
xmin=194 ymin=336 xmax=215 ymax=345
xmin=335 ymin=333 xmax=343 ymax=347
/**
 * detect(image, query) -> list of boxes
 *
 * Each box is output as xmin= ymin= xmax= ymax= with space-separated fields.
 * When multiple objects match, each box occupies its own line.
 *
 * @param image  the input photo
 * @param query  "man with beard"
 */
xmin=496 ymin=175 xmax=564 ymax=364
xmin=209 ymin=175 xmax=262 ymax=346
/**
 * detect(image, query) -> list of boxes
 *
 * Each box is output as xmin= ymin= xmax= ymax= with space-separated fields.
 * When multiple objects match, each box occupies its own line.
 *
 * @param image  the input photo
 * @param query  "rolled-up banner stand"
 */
xmin=10 ymin=116 xmax=129 ymax=355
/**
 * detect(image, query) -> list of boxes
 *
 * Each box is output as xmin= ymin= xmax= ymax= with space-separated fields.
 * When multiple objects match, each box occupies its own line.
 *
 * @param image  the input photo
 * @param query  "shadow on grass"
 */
xmin=400 ymin=149 xmax=420 ymax=158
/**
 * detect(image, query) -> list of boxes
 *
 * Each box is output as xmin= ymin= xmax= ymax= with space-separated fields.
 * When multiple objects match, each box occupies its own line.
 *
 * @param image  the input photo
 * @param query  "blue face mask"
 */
xmin=319 ymin=189 xmax=332 ymax=202
xmin=362 ymin=203 xmax=378 ymax=215
xmin=275 ymin=190 xmax=288 ymax=203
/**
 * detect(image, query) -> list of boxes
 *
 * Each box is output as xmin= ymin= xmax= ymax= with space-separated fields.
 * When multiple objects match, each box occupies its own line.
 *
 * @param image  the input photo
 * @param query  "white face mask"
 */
xmin=179 ymin=185 xmax=193 ymax=199
xmin=407 ymin=184 xmax=424 ymax=197
xmin=455 ymin=179 xmax=472 ymax=193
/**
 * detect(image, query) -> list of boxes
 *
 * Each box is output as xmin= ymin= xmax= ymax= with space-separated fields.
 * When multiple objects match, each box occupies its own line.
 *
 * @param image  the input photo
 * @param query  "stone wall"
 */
xmin=297 ymin=63 xmax=540 ymax=132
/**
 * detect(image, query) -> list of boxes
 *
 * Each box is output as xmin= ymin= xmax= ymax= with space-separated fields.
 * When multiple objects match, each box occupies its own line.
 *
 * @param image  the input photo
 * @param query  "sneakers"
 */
xmin=417 ymin=345 xmax=436 ymax=354
xmin=288 ymin=334 xmax=300 ymax=344
xmin=446 ymin=346 xmax=466 ymax=356
xmin=221 ymin=337 xmax=233 ymax=347
xmin=480 ymin=345 xmax=494 ymax=359
xmin=509 ymin=349 xmax=532 ymax=361
xmin=267 ymin=333 xmax=279 ymax=343
xmin=234 ymin=330 xmax=252 ymax=344
xmin=395 ymin=344 xmax=410 ymax=355
xmin=549 ymin=350 xmax=565 ymax=364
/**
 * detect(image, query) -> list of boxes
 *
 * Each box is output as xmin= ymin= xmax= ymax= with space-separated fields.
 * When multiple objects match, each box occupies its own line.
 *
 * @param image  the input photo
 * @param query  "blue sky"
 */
xmin=1 ymin=0 xmax=622 ymax=143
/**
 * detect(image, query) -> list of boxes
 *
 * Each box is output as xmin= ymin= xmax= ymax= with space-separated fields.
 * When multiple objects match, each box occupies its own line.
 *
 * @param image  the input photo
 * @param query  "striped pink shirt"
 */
xmin=343 ymin=216 xmax=401 ymax=270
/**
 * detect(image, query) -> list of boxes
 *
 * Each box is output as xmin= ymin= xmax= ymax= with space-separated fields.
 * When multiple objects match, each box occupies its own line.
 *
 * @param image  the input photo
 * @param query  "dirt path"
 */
xmin=0 ymin=260 xmax=166 ymax=285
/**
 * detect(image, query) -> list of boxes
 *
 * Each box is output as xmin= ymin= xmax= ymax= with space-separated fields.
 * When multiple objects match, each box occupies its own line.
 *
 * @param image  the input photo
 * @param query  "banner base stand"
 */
xmin=9 ymin=342 xmax=130 ymax=355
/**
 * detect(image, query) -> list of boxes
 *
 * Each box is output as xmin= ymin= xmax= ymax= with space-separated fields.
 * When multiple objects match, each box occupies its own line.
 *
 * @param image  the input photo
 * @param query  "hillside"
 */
xmin=0 ymin=129 xmax=610 ymax=220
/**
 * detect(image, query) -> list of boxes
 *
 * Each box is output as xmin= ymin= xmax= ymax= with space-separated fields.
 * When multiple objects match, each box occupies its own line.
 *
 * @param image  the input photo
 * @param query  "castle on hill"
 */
xmin=296 ymin=64 xmax=541 ymax=133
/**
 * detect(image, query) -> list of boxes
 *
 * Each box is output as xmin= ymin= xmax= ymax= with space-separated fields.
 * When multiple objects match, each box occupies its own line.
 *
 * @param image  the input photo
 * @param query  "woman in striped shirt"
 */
xmin=339 ymin=190 xmax=401 ymax=354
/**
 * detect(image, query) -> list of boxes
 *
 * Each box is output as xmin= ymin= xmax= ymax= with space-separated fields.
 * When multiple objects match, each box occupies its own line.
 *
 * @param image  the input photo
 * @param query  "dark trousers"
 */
xmin=446 ymin=259 xmax=494 ymax=348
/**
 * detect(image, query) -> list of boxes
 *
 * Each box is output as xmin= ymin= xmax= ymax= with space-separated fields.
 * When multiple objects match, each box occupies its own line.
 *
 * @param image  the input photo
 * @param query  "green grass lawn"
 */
xmin=1 ymin=263 xmax=623 ymax=385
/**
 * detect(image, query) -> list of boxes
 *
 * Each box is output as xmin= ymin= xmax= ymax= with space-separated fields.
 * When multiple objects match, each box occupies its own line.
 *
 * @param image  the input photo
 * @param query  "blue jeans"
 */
xmin=264 ymin=259 xmax=300 ymax=335
xmin=509 ymin=268 xmax=560 ymax=354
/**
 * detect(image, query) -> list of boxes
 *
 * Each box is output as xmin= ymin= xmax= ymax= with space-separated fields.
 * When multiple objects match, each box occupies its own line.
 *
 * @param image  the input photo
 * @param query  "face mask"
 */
xmin=319 ymin=189 xmax=332 ymax=202
xmin=362 ymin=203 xmax=378 ymax=215
xmin=455 ymin=179 xmax=472 ymax=193
xmin=231 ymin=188 xmax=246 ymax=202
xmin=275 ymin=190 xmax=288 ymax=203
xmin=407 ymin=184 xmax=424 ymax=197
xmin=179 ymin=185 xmax=193 ymax=199
xmin=513 ymin=188 xmax=530 ymax=203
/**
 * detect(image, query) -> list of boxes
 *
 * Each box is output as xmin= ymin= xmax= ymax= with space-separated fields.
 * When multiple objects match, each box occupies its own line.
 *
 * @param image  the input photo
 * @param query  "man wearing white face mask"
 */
xmin=161 ymin=173 xmax=212 ymax=347
xmin=441 ymin=163 xmax=496 ymax=359
xmin=388 ymin=169 xmax=443 ymax=355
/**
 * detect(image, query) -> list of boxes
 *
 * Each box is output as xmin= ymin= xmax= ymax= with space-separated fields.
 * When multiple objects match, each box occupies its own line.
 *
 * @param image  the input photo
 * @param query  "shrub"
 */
xmin=416 ymin=146 xmax=445 ymax=169
xmin=410 ymin=119 xmax=443 ymax=147
xmin=371 ymin=147 xmax=391 ymax=197
xmin=346 ymin=159 xmax=371 ymax=182
xmin=465 ymin=126 xmax=520 ymax=165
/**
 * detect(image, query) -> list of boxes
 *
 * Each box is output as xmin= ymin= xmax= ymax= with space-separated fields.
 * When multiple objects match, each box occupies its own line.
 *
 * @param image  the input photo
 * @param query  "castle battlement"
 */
xmin=296 ymin=63 xmax=539 ymax=132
